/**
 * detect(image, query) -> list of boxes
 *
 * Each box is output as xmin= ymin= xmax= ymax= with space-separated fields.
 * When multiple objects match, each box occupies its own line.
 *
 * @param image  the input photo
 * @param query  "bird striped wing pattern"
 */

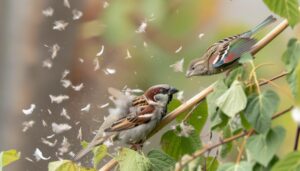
xmin=212 ymin=35 xmax=256 ymax=68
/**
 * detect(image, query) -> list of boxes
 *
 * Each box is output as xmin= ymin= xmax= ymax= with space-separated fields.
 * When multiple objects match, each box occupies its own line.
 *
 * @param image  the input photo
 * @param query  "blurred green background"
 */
xmin=0 ymin=0 xmax=297 ymax=170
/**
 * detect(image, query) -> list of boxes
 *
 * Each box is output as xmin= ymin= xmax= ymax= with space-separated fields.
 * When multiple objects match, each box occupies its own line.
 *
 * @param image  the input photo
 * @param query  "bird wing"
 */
xmin=104 ymin=105 xmax=155 ymax=132
xmin=212 ymin=36 xmax=256 ymax=68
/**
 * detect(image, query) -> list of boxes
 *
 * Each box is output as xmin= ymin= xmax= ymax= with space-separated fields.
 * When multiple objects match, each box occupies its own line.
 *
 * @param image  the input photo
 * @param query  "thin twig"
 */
xmin=258 ymin=71 xmax=288 ymax=86
xmin=175 ymin=106 xmax=293 ymax=171
xmin=99 ymin=18 xmax=290 ymax=171
xmin=294 ymin=126 xmax=300 ymax=151
xmin=235 ymin=129 xmax=254 ymax=164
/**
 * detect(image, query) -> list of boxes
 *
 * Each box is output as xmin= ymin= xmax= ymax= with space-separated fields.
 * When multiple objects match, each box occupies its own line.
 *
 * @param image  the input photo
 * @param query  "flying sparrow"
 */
xmin=186 ymin=15 xmax=276 ymax=77
xmin=74 ymin=84 xmax=178 ymax=160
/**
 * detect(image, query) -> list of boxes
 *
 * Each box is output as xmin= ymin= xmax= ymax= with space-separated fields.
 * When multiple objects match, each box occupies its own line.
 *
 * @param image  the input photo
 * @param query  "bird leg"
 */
xmin=131 ymin=142 xmax=144 ymax=151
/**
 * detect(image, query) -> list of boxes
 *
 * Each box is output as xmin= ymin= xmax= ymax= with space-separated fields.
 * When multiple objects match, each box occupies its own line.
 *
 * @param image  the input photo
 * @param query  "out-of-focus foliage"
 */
xmin=217 ymin=161 xmax=252 ymax=171
xmin=263 ymin=0 xmax=299 ymax=27
xmin=0 ymin=150 xmax=20 ymax=171
xmin=271 ymin=152 xmax=300 ymax=171
xmin=92 ymin=145 xmax=107 ymax=168
xmin=48 ymin=160 xmax=95 ymax=171
xmin=282 ymin=38 xmax=300 ymax=105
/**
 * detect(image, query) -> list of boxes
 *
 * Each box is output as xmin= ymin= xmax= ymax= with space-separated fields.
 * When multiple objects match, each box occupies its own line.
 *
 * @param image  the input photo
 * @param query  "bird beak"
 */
xmin=185 ymin=70 xmax=193 ymax=78
xmin=168 ymin=87 xmax=179 ymax=95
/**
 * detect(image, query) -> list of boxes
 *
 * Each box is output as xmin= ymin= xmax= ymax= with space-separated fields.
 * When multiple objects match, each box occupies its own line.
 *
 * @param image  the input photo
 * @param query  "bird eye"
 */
xmin=191 ymin=66 xmax=195 ymax=70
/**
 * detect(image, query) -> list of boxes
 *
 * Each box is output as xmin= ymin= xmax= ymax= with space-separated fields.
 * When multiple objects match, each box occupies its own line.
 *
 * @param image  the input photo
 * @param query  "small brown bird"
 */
xmin=74 ymin=84 xmax=178 ymax=160
xmin=186 ymin=15 xmax=276 ymax=77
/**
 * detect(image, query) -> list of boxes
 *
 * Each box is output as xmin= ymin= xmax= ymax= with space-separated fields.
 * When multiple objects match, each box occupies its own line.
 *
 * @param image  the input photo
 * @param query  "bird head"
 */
xmin=186 ymin=44 xmax=220 ymax=77
xmin=144 ymin=84 xmax=178 ymax=105
xmin=186 ymin=57 xmax=210 ymax=77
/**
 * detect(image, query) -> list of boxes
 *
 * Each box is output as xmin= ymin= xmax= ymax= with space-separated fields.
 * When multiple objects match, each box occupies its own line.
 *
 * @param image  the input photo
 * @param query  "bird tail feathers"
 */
xmin=250 ymin=15 xmax=276 ymax=35
xmin=74 ymin=133 xmax=116 ymax=161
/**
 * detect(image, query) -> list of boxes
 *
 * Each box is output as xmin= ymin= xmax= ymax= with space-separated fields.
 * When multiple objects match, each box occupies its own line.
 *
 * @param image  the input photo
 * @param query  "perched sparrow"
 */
xmin=186 ymin=15 xmax=276 ymax=77
xmin=74 ymin=84 xmax=178 ymax=160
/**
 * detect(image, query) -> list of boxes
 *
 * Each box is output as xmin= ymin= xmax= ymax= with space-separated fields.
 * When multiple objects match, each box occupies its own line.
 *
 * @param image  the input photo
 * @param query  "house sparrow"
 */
xmin=186 ymin=15 xmax=276 ymax=77
xmin=74 ymin=84 xmax=178 ymax=160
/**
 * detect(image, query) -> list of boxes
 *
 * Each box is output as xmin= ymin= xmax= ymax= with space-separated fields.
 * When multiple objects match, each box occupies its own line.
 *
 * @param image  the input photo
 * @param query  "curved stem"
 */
xmin=250 ymin=61 xmax=261 ymax=94
xmin=235 ymin=130 xmax=254 ymax=164
xmin=258 ymin=71 xmax=288 ymax=86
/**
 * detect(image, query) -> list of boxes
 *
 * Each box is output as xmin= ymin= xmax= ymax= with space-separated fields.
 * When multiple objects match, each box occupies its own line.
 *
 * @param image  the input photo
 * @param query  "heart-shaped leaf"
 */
xmin=244 ymin=90 xmax=280 ymax=133
xmin=216 ymin=81 xmax=247 ymax=117
xmin=246 ymin=126 xmax=285 ymax=167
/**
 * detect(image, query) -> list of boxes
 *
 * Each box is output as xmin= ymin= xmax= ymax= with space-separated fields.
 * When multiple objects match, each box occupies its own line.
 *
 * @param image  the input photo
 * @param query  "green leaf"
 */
xmin=176 ymin=100 xmax=208 ymax=134
xmin=0 ymin=149 xmax=20 ymax=170
xmin=48 ymin=160 xmax=95 ymax=171
xmin=240 ymin=112 xmax=252 ymax=130
xmin=160 ymin=130 xmax=201 ymax=160
xmin=271 ymin=152 xmax=300 ymax=171
xmin=116 ymin=148 xmax=151 ymax=171
xmin=92 ymin=145 xmax=107 ymax=168
xmin=253 ymin=156 xmax=279 ymax=171
xmin=167 ymin=99 xmax=182 ymax=113
xmin=211 ymin=110 xmax=229 ymax=130
xmin=263 ymin=0 xmax=300 ymax=27
xmin=246 ymin=126 xmax=285 ymax=167
xmin=147 ymin=150 xmax=176 ymax=171
xmin=239 ymin=53 xmax=253 ymax=64
xmin=207 ymin=80 xmax=228 ymax=116
xmin=244 ymin=90 xmax=280 ymax=133
xmin=282 ymin=39 xmax=300 ymax=104
xmin=206 ymin=157 xmax=219 ymax=171
xmin=295 ymin=65 xmax=300 ymax=105
xmin=282 ymin=39 xmax=300 ymax=72
xmin=216 ymin=80 xmax=247 ymax=117
xmin=80 ymin=141 xmax=88 ymax=149
xmin=208 ymin=81 xmax=230 ymax=129
xmin=217 ymin=161 xmax=252 ymax=171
